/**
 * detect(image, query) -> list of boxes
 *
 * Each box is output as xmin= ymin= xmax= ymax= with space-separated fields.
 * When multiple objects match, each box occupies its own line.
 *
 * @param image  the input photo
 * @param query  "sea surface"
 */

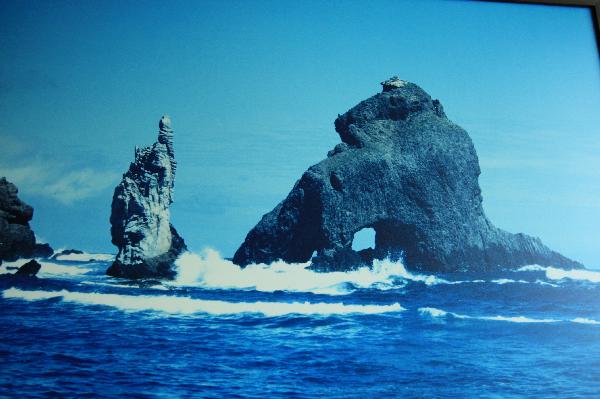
xmin=1 ymin=249 xmax=600 ymax=398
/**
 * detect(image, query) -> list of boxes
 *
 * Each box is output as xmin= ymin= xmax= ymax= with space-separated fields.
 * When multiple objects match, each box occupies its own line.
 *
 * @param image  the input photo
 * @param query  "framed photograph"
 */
xmin=1 ymin=0 xmax=599 ymax=397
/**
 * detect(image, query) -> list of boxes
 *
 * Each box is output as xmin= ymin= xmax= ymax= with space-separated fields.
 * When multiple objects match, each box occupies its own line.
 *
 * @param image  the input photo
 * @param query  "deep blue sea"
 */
xmin=1 ymin=250 xmax=600 ymax=398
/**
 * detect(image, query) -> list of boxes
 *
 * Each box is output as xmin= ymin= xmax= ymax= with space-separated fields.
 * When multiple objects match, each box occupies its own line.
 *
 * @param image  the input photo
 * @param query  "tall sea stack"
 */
xmin=233 ymin=78 xmax=583 ymax=272
xmin=107 ymin=115 xmax=186 ymax=279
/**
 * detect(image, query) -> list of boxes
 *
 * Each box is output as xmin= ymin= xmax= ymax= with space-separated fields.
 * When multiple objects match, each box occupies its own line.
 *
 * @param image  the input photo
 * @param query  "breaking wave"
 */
xmin=173 ymin=250 xmax=569 ymax=295
xmin=173 ymin=249 xmax=459 ymax=295
xmin=418 ymin=307 xmax=600 ymax=325
xmin=1 ymin=288 xmax=404 ymax=317
xmin=517 ymin=265 xmax=600 ymax=284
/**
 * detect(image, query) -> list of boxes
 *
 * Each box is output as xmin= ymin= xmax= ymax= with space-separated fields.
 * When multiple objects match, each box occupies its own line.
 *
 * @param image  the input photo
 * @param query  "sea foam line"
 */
xmin=418 ymin=307 xmax=600 ymax=325
xmin=173 ymin=250 xmax=559 ymax=295
xmin=1 ymin=288 xmax=405 ymax=317
xmin=517 ymin=265 xmax=600 ymax=284
xmin=173 ymin=249 xmax=469 ymax=296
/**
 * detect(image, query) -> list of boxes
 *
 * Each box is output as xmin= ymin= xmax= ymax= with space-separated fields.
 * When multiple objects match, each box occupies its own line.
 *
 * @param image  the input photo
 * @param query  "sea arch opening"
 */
xmin=351 ymin=227 xmax=376 ymax=252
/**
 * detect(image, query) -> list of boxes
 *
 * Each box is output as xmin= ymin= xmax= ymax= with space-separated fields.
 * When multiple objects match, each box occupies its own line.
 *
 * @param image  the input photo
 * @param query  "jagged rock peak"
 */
xmin=158 ymin=115 xmax=173 ymax=147
xmin=158 ymin=114 xmax=176 ymax=174
xmin=233 ymin=79 xmax=582 ymax=272
xmin=107 ymin=115 xmax=186 ymax=279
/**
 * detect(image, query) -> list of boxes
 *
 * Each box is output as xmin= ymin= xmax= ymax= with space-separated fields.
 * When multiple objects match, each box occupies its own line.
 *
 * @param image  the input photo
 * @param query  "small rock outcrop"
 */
xmin=0 ymin=177 xmax=53 ymax=262
xmin=233 ymin=78 xmax=583 ymax=272
xmin=15 ymin=259 xmax=42 ymax=277
xmin=51 ymin=249 xmax=84 ymax=259
xmin=107 ymin=115 xmax=186 ymax=279
xmin=33 ymin=243 xmax=54 ymax=258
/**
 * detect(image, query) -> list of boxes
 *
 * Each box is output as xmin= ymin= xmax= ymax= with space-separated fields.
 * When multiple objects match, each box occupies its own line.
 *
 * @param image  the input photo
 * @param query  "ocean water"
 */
xmin=1 ymin=250 xmax=600 ymax=398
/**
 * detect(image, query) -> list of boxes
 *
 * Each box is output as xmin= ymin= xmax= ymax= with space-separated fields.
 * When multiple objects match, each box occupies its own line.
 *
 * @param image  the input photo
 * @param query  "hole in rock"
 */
xmin=351 ymin=227 xmax=376 ymax=251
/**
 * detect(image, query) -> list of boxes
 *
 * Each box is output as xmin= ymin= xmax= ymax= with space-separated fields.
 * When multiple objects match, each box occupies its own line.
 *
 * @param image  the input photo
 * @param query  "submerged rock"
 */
xmin=15 ymin=259 xmax=41 ymax=277
xmin=0 ymin=177 xmax=53 ymax=262
xmin=233 ymin=78 xmax=583 ymax=272
xmin=107 ymin=115 xmax=187 ymax=279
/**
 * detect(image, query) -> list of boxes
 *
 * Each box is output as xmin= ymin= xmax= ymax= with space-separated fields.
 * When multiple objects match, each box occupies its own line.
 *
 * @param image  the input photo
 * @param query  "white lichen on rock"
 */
xmin=381 ymin=76 xmax=407 ymax=91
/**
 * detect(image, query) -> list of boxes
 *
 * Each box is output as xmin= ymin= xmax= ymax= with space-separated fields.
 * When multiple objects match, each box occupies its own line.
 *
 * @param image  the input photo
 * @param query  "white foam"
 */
xmin=2 ymin=288 xmax=404 ymax=317
xmin=418 ymin=307 xmax=597 ymax=325
xmin=418 ymin=307 xmax=450 ymax=318
xmin=545 ymin=267 xmax=600 ymax=283
xmin=517 ymin=265 xmax=547 ymax=272
xmin=80 ymin=281 xmax=169 ymax=291
xmin=481 ymin=315 xmax=559 ymax=323
xmin=491 ymin=278 xmax=528 ymax=285
xmin=534 ymin=279 xmax=559 ymax=287
xmin=54 ymin=252 xmax=114 ymax=262
xmin=0 ymin=259 xmax=92 ymax=276
xmin=372 ymin=258 xmax=453 ymax=286
xmin=174 ymin=250 xmax=565 ymax=294
xmin=571 ymin=318 xmax=600 ymax=325
xmin=174 ymin=250 xmax=429 ymax=295
xmin=517 ymin=265 xmax=600 ymax=284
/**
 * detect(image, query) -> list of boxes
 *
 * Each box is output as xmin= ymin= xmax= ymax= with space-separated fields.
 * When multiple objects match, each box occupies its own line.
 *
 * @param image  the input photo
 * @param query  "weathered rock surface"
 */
xmin=233 ymin=78 xmax=583 ymax=272
xmin=0 ymin=177 xmax=53 ymax=262
xmin=15 ymin=259 xmax=42 ymax=277
xmin=107 ymin=115 xmax=186 ymax=279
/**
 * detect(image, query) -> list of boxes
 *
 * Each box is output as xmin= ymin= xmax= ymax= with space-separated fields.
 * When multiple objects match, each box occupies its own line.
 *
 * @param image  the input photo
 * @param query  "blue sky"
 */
xmin=1 ymin=0 xmax=599 ymax=266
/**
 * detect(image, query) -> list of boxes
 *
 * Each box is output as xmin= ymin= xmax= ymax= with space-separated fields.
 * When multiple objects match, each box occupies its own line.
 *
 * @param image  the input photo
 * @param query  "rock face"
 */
xmin=107 ymin=115 xmax=187 ymax=279
xmin=0 ymin=177 xmax=53 ymax=262
xmin=233 ymin=78 xmax=583 ymax=272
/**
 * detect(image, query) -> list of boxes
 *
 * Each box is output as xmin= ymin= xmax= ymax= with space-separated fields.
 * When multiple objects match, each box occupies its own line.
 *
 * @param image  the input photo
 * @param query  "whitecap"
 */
xmin=480 ymin=315 xmax=559 ymax=323
xmin=2 ymin=288 xmax=405 ymax=317
xmin=545 ymin=267 xmax=600 ymax=283
xmin=517 ymin=265 xmax=547 ymax=272
xmin=491 ymin=279 xmax=528 ymax=285
xmin=173 ymin=250 xmax=565 ymax=294
xmin=571 ymin=317 xmax=600 ymax=325
xmin=418 ymin=307 xmax=450 ymax=318
xmin=79 ymin=281 xmax=168 ymax=290
xmin=173 ymin=249 xmax=427 ymax=295
xmin=53 ymin=252 xmax=115 ymax=262
xmin=517 ymin=265 xmax=600 ymax=284
xmin=418 ymin=306 xmax=595 ymax=325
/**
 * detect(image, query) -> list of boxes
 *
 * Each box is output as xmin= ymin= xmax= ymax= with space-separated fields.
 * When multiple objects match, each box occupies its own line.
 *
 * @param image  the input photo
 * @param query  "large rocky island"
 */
xmin=0 ymin=177 xmax=53 ymax=263
xmin=107 ymin=115 xmax=186 ymax=279
xmin=233 ymin=78 xmax=583 ymax=272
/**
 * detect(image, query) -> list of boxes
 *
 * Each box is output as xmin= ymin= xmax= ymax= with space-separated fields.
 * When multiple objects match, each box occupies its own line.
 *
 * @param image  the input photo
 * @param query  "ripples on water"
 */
xmin=1 ymin=250 xmax=600 ymax=398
